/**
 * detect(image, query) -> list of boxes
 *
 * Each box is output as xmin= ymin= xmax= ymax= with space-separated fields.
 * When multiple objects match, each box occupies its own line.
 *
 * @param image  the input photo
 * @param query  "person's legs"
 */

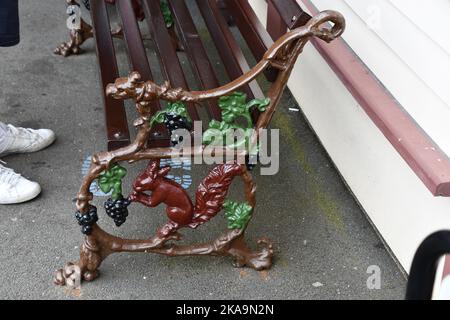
xmin=0 ymin=0 xmax=20 ymax=47
xmin=0 ymin=1 xmax=55 ymax=204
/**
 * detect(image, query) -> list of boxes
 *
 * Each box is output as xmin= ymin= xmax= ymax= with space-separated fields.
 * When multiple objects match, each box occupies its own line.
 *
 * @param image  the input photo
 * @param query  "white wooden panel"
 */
xmin=344 ymin=0 xmax=450 ymax=107
xmin=389 ymin=0 xmax=450 ymax=54
xmin=305 ymin=0 xmax=450 ymax=157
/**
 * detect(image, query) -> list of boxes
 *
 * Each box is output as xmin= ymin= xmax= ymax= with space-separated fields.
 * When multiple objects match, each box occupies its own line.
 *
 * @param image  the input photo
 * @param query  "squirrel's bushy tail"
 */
xmin=191 ymin=163 xmax=244 ymax=226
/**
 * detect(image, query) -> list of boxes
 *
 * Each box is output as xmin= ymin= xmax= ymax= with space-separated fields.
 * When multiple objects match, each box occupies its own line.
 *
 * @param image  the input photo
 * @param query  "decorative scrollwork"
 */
xmin=54 ymin=10 xmax=345 ymax=287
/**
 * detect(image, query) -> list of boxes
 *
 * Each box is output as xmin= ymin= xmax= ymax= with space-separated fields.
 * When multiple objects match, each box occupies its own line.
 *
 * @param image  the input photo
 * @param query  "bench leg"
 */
xmin=53 ymin=0 xmax=134 ymax=58
xmin=54 ymin=17 xmax=93 ymax=57
xmin=54 ymin=224 xmax=273 ymax=286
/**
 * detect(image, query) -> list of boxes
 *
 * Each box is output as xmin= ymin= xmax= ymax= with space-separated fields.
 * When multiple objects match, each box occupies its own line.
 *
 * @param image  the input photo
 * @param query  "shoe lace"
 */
xmin=0 ymin=162 xmax=21 ymax=185
xmin=7 ymin=124 xmax=36 ymax=139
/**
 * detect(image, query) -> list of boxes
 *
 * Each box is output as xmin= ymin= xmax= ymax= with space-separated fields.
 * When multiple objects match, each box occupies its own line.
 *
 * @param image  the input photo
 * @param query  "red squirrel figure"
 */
xmin=130 ymin=160 xmax=244 ymax=237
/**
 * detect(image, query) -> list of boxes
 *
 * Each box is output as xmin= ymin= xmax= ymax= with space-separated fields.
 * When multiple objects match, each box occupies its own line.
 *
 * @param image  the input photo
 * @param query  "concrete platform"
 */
xmin=0 ymin=0 xmax=405 ymax=299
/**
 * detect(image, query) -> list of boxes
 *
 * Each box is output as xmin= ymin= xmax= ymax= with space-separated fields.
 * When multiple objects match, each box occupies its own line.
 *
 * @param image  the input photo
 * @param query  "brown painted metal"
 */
xmin=54 ymin=15 xmax=93 ymax=57
xmin=54 ymin=10 xmax=345 ymax=286
xmin=54 ymin=0 xmax=94 ymax=57
xmin=54 ymin=0 xmax=133 ymax=58
xmin=167 ymin=0 xmax=222 ymax=120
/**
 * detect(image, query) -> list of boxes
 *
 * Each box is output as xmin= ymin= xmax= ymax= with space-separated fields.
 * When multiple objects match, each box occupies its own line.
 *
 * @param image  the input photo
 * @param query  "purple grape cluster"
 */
xmin=75 ymin=205 xmax=98 ymax=235
xmin=104 ymin=197 xmax=131 ymax=227
xmin=164 ymin=113 xmax=192 ymax=146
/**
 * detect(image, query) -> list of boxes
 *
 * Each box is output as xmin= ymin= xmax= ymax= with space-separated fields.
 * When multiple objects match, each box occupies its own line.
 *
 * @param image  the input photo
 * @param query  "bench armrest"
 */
xmin=106 ymin=10 xmax=345 ymax=117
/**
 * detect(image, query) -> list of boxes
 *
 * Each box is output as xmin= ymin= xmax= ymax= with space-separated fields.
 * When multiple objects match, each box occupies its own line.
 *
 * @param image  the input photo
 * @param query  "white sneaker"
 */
xmin=0 ymin=164 xmax=41 ymax=204
xmin=1 ymin=124 xmax=56 ymax=156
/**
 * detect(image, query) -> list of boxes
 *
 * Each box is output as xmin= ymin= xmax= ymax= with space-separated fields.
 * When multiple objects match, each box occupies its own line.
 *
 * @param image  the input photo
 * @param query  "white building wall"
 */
xmin=249 ymin=0 xmax=450 ymax=272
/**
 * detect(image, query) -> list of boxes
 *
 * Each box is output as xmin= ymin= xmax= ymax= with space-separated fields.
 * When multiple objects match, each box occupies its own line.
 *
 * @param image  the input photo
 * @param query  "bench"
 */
xmin=53 ymin=0 xmax=345 ymax=286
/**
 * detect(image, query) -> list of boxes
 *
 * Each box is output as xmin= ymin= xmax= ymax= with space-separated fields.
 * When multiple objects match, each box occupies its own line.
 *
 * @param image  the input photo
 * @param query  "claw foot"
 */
xmin=54 ymin=20 xmax=93 ymax=57
xmin=54 ymin=262 xmax=98 ymax=287
xmin=233 ymin=238 xmax=274 ymax=271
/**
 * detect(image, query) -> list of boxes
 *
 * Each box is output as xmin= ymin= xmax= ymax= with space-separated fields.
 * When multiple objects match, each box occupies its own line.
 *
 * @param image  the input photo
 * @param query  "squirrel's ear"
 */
xmin=146 ymin=160 xmax=160 ymax=173
xmin=158 ymin=167 xmax=171 ymax=177
xmin=129 ymin=71 xmax=142 ymax=84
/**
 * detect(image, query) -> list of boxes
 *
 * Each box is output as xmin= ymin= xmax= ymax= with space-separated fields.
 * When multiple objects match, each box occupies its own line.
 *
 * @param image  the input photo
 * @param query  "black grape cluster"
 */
xmin=82 ymin=0 xmax=90 ymax=10
xmin=164 ymin=113 xmax=192 ymax=147
xmin=75 ymin=206 xmax=98 ymax=235
xmin=104 ymin=197 xmax=131 ymax=227
xmin=245 ymin=154 xmax=259 ymax=171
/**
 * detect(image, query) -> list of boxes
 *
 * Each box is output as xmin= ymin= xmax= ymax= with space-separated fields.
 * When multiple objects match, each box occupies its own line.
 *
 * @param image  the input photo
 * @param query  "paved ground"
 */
xmin=0 ymin=0 xmax=406 ymax=299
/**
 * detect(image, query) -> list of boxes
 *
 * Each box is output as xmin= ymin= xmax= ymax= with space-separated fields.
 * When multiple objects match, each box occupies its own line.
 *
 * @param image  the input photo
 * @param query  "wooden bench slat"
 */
xmin=224 ymin=0 xmax=277 ymax=81
xmin=168 ymin=0 xmax=222 ymax=121
xmin=90 ymin=0 xmax=130 ymax=151
xmin=195 ymin=0 xmax=264 ymax=102
xmin=142 ymin=0 xmax=200 ymax=122
xmin=269 ymin=0 xmax=312 ymax=30
xmin=116 ymin=0 xmax=169 ymax=144
xmin=116 ymin=0 xmax=152 ymax=80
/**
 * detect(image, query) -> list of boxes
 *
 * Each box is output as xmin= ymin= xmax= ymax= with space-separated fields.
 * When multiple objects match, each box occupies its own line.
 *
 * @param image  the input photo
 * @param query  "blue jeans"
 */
xmin=0 ymin=0 xmax=19 ymax=152
xmin=0 ymin=0 xmax=19 ymax=47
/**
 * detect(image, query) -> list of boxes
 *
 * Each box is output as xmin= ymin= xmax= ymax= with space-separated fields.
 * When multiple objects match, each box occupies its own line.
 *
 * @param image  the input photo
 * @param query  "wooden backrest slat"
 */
xmin=90 ymin=0 xmax=130 ymax=150
xmin=195 ymin=0 xmax=264 ymax=101
xmin=142 ymin=0 xmax=200 ymax=122
xmin=168 ymin=0 xmax=222 ymax=121
xmin=116 ymin=0 xmax=153 ymax=81
xmin=269 ymin=0 xmax=312 ymax=29
xmin=224 ymin=0 xmax=277 ymax=81
xmin=116 ymin=0 xmax=169 ymax=144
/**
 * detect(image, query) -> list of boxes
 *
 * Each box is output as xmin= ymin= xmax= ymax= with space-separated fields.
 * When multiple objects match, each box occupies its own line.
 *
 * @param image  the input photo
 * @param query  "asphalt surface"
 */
xmin=0 ymin=0 xmax=406 ymax=299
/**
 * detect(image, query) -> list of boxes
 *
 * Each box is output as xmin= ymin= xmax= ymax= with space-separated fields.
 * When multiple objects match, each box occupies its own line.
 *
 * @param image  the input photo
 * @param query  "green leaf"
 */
xmin=203 ymin=92 xmax=271 ymax=147
xmin=150 ymin=111 xmax=167 ymax=126
xmin=97 ymin=164 xmax=127 ymax=200
xmin=149 ymin=101 xmax=190 ymax=127
xmin=166 ymin=101 xmax=190 ymax=120
xmin=160 ymin=0 xmax=174 ymax=28
xmin=223 ymin=200 xmax=253 ymax=230
xmin=204 ymin=120 xmax=250 ymax=148
xmin=219 ymin=92 xmax=248 ymax=124
xmin=203 ymin=128 xmax=223 ymax=146
xmin=208 ymin=120 xmax=223 ymax=130
xmin=246 ymin=97 xmax=270 ymax=113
